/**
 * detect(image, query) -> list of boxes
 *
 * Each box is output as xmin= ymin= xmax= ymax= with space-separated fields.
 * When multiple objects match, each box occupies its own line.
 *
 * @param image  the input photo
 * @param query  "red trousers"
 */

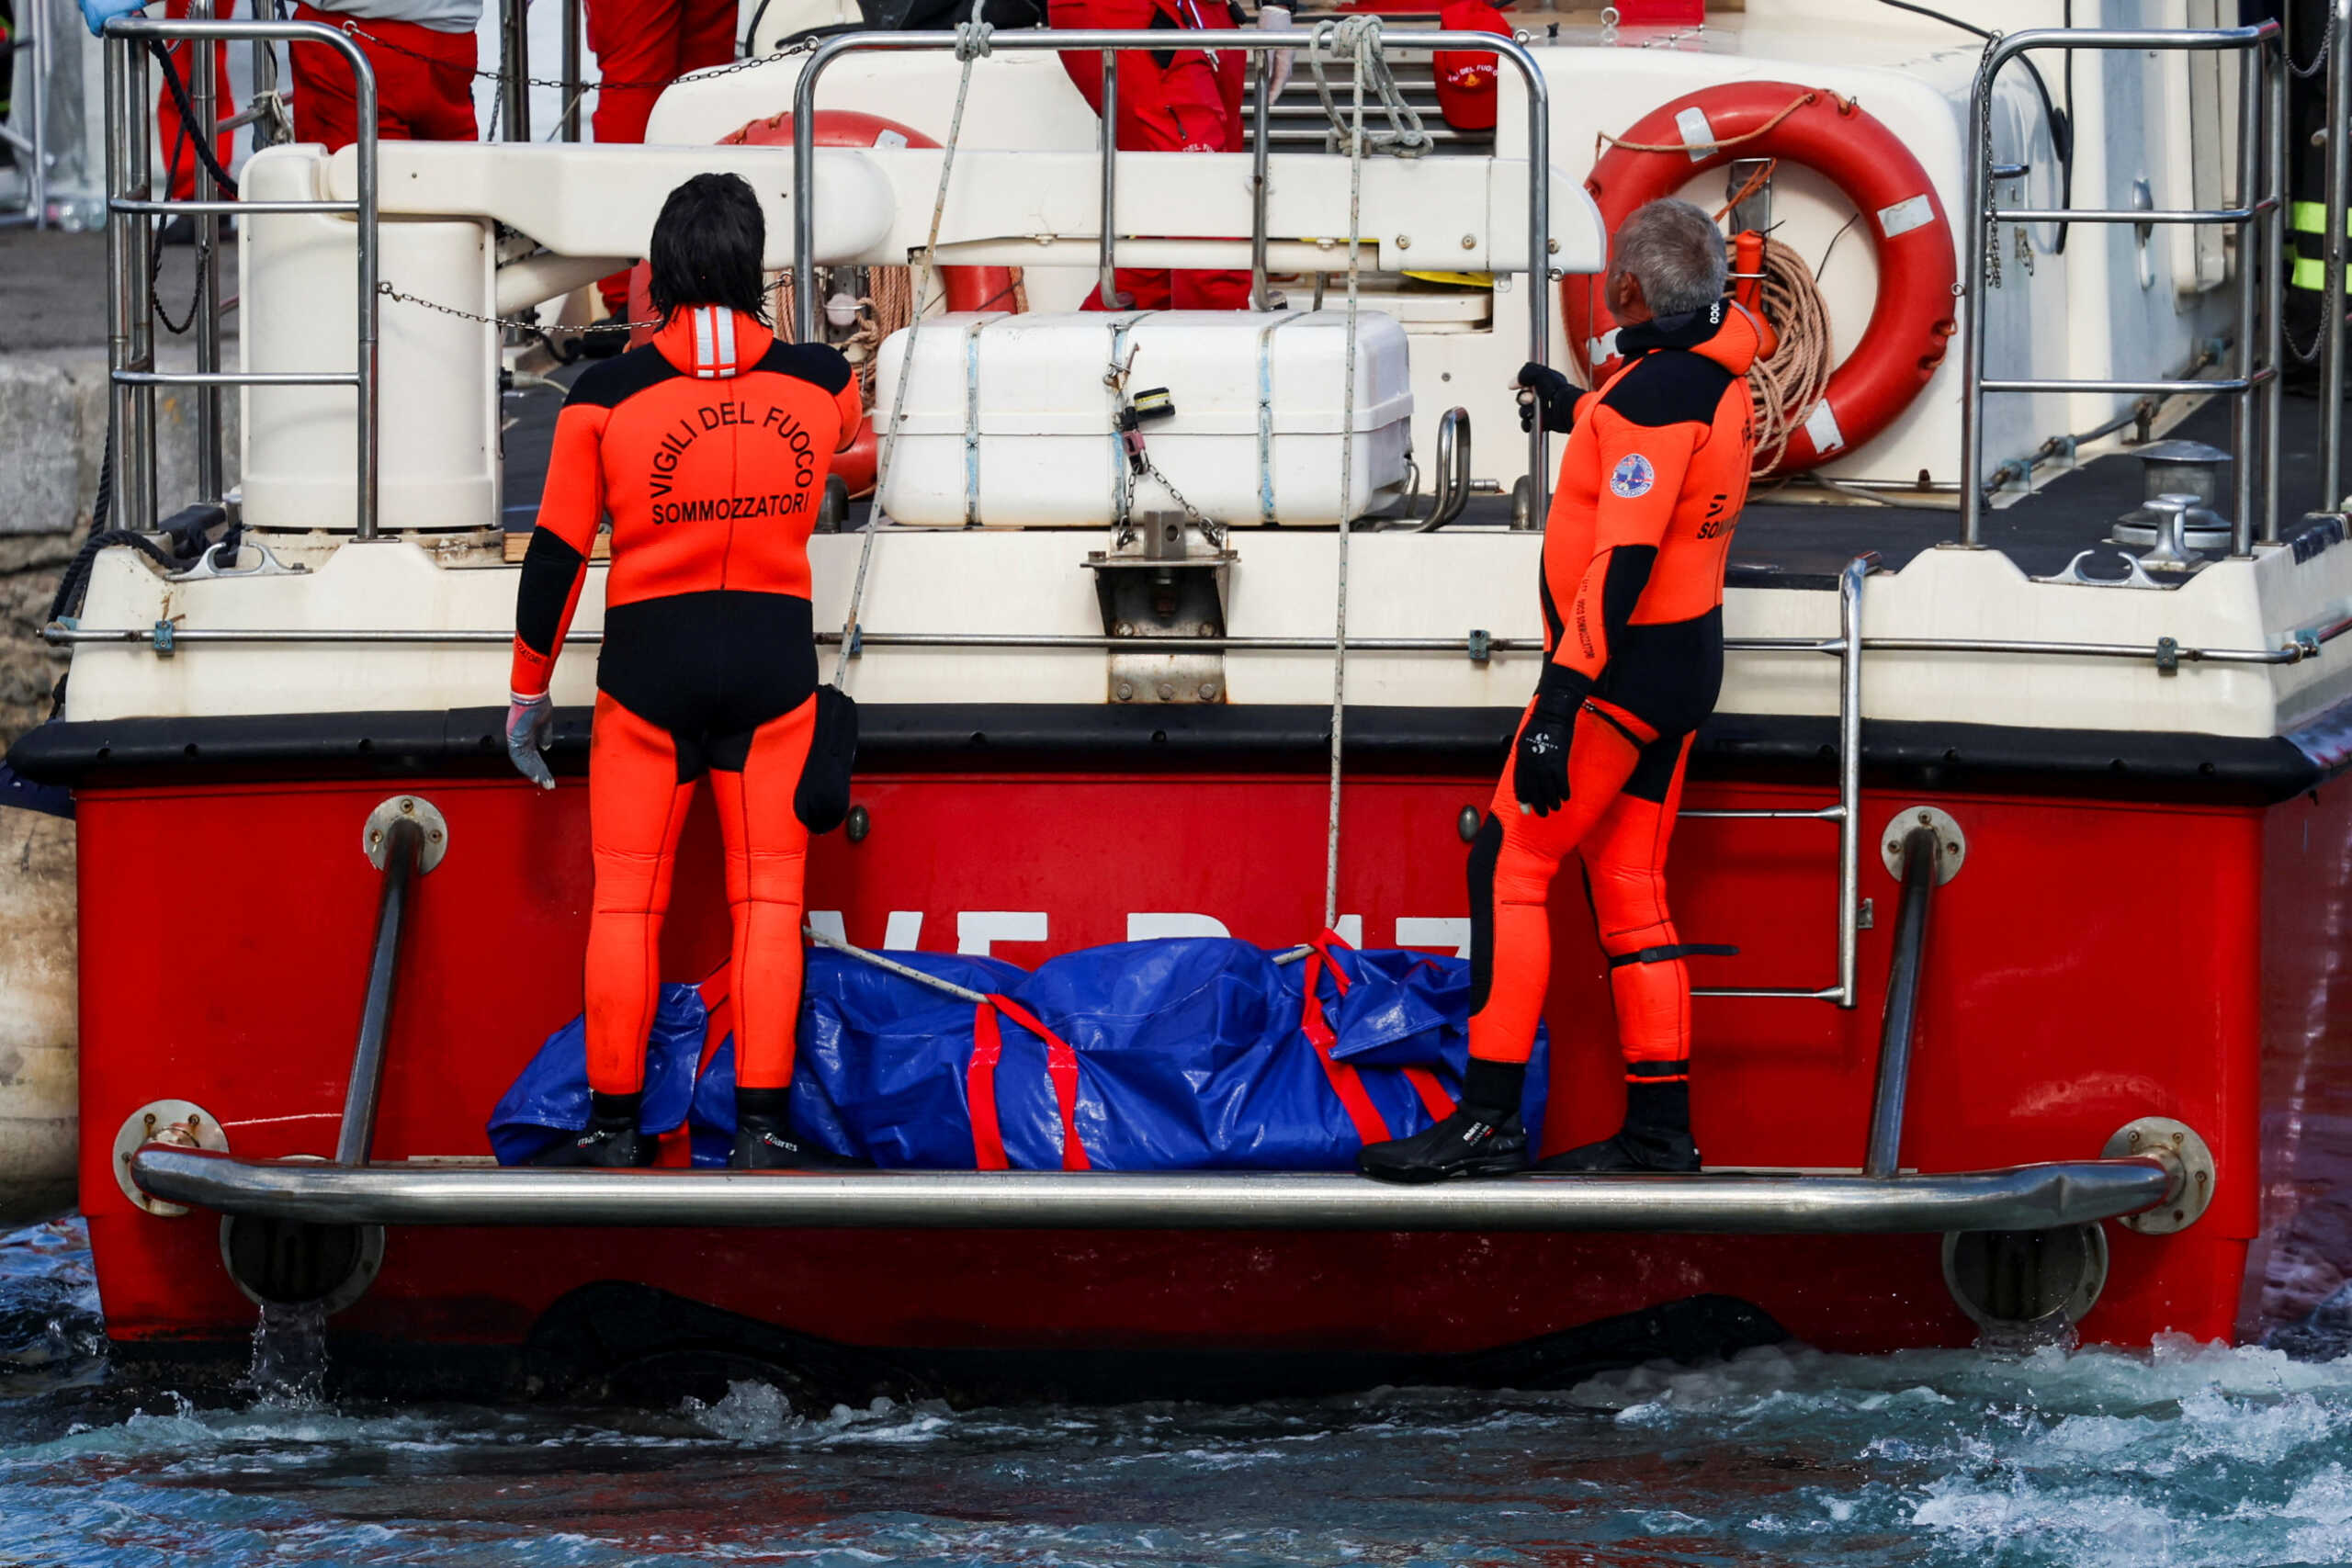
xmin=288 ymin=4 xmax=478 ymax=151
xmin=587 ymin=0 xmax=733 ymax=309
xmin=156 ymin=0 xmax=238 ymax=202
xmin=1468 ymin=697 xmax=1697 ymax=1081
xmin=586 ymin=693 xmax=816 ymax=1096
xmin=1049 ymin=0 xmax=1250 ymax=310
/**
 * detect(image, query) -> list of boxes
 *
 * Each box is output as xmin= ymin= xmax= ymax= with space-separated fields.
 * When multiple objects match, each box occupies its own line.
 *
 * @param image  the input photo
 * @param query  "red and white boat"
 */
xmin=17 ymin=0 xmax=2352 ymax=1395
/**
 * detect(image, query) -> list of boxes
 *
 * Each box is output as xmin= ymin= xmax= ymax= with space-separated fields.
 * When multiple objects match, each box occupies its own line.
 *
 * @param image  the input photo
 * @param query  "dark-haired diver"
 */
xmin=505 ymin=173 xmax=864 ymax=1170
xmin=1358 ymin=197 xmax=1761 ymax=1184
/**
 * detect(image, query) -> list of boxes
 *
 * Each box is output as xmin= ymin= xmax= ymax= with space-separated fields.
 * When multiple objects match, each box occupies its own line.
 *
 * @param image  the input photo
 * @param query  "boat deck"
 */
xmin=502 ymin=370 xmax=2350 ymax=581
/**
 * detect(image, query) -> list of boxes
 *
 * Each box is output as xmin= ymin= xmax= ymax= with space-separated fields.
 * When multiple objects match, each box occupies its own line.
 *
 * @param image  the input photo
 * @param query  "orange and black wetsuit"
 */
xmin=1467 ymin=300 xmax=1760 ymax=1084
xmin=511 ymin=305 xmax=862 ymax=1098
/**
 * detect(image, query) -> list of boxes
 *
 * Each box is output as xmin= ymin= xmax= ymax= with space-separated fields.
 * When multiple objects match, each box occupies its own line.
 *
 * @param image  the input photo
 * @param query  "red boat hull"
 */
xmin=76 ymin=760 xmax=2345 ymax=1363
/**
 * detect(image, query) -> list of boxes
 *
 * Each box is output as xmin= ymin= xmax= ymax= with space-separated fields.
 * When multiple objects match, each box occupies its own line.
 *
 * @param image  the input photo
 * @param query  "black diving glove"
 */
xmin=1513 ymin=667 xmax=1588 ymax=818
xmin=1515 ymin=362 xmax=1577 ymax=434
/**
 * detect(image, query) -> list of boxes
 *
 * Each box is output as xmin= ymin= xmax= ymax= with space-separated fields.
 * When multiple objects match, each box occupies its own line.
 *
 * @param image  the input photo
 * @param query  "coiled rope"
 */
xmin=1739 ymin=236 xmax=1833 ymax=477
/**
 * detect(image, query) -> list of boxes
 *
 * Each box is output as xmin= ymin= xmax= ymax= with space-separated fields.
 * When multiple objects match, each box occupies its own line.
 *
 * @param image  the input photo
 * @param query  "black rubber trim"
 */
xmin=6 ymin=703 xmax=2333 ymax=803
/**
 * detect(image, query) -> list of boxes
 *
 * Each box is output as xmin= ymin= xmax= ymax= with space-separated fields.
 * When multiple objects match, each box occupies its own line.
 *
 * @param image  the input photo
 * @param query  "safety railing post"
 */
xmin=1521 ymin=38 xmax=1549 ymax=534
xmin=1098 ymin=50 xmax=1120 ymax=309
xmin=1834 ymin=554 xmax=1865 ymax=1008
xmin=788 ymin=28 xmax=1555 ymax=371
xmin=501 ymin=0 xmax=529 ymax=141
xmin=2233 ymin=39 xmax=2260 ymax=557
xmin=106 ymin=17 xmax=379 ymax=537
xmin=0 ymin=0 xmax=45 ymax=229
xmin=1966 ymin=23 xmax=2280 ymax=542
xmin=561 ymin=0 xmax=583 ymax=141
xmin=115 ymin=35 xmax=158 ymax=535
xmin=193 ymin=0 xmax=225 ymax=506
xmin=1958 ymin=40 xmax=1992 ymax=549
xmin=2267 ymin=36 xmax=2286 ymax=542
xmin=1250 ymin=56 xmax=1273 ymax=310
xmin=2327 ymin=0 xmax=2351 ymax=513
xmin=354 ymin=42 xmax=380 ymax=540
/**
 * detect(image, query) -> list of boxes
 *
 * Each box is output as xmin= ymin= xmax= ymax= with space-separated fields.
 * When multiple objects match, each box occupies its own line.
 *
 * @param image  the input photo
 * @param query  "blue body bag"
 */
xmin=492 ymin=938 xmax=1549 ymax=1170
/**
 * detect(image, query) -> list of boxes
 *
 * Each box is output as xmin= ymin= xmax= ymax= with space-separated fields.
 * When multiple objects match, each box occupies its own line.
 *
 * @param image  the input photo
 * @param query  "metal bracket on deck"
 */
xmin=1087 ymin=515 xmax=1236 ymax=705
xmin=112 ymin=1099 xmax=227 ymax=1217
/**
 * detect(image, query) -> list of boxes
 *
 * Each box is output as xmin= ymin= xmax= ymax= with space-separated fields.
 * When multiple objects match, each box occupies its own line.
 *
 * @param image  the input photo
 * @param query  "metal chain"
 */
xmin=2293 ymin=6 xmax=2335 ymax=80
xmin=339 ymin=20 xmax=818 ymax=93
xmin=1973 ymin=33 xmax=2004 ymax=292
xmin=379 ymin=281 xmax=652 ymax=335
xmin=1136 ymin=450 xmax=1226 ymax=547
xmin=150 ymin=124 xmax=206 ymax=336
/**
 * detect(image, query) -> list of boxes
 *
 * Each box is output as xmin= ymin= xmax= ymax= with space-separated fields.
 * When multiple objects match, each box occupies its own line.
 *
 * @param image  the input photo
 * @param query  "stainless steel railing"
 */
xmin=0 ymin=0 xmax=47 ymax=230
xmin=785 ymin=27 xmax=1557 ymax=531
xmin=1680 ymin=554 xmax=1866 ymax=1010
xmin=1961 ymin=22 xmax=2284 ymax=554
xmin=2322 ymin=0 xmax=2351 ymax=512
xmin=101 ymin=16 xmax=381 ymax=539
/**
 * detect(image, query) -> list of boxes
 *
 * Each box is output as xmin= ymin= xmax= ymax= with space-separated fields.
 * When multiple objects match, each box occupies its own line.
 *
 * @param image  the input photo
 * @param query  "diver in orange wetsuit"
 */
xmin=1359 ymin=197 xmax=1760 ymax=1183
xmin=504 ymin=173 xmax=864 ymax=1170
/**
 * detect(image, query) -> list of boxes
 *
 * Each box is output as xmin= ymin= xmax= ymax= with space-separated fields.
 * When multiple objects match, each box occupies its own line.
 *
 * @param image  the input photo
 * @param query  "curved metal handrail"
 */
xmin=132 ymin=1145 xmax=2177 ymax=1235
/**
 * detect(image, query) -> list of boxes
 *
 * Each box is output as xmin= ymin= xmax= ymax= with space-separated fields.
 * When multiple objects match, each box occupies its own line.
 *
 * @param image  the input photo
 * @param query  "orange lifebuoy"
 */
xmin=625 ymin=109 xmax=1023 ymax=497
xmin=1564 ymin=84 xmax=1958 ymax=476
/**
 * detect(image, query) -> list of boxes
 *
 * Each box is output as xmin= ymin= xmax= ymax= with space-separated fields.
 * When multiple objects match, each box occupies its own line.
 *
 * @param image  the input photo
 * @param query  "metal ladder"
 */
xmin=1960 ymin=20 xmax=2285 ymax=551
xmin=99 ymin=14 xmax=383 ymax=538
xmin=1684 ymin=555 xmax=1869 ymax=1010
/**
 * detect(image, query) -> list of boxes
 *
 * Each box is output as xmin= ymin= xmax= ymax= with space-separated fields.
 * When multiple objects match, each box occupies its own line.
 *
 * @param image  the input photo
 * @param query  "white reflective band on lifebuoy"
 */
xmin=874 ymin=128 xmax=909 ymax=149
xmin=1588 ymin=328 xmax=1620 ymax=366
xmin=1876 ymin=194 xmax=1936 ymax=240
xmin=1803 ymin=399 xmax=1846 ymax=455
xmin=1674 ymin=107 xmax=1716 ymax=162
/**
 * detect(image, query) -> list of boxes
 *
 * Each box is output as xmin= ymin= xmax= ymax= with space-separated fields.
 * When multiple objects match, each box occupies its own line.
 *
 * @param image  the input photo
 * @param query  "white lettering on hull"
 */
xmin=1126 ymin=913 xmax=1232 ymax=941
xmin=958 ymin=911 xmax=1049 ymax=956
xmin=1393 ymin=917 xmax=1473 ymax=958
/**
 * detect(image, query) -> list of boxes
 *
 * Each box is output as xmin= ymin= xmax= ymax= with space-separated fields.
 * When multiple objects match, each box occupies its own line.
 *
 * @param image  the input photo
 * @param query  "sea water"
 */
xmin=9 ymin=1218 xmax=2352 ymax=1568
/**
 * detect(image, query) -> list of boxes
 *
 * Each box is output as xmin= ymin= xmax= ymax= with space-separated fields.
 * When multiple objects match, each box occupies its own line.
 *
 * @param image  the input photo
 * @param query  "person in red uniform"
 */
xmin=506 ymin=173 xmax=865 ymax=1170
xmin=288 ymin=0 xmax=481 ymax=149
xmin=585 ymin=0 xmax=734 ymax=313
xmin=1359 ymin=197 xmax=1760 ymax=1183
xmin=1049 ymin=0 xmax=1291 ymax=310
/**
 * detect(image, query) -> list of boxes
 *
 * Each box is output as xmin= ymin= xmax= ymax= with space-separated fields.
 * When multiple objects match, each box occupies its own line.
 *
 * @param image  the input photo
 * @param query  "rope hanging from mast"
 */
xmin=1306 ymin=11 xmax=1390 ymax=932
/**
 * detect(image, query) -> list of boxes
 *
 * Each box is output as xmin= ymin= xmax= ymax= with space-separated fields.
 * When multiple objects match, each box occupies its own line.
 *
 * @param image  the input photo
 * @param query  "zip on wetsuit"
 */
xmin=1360 ymin=293 xmax=1761 ymax=1182
xmin=506 ymin=175 xmax=865 ymax=1170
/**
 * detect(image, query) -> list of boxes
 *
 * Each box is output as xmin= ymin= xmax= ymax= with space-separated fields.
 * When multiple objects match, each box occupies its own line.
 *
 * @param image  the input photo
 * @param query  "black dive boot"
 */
xmin=1538 ymin=1080 xmax=1701 ymax=1173
xmin=730 ymin=1088 xmax=861 ymax=1170
xmin=1357 ymin=1059 xmax=1530 ymax=1184
xmin=534 ymin=1090 xmax=658 ymax=1168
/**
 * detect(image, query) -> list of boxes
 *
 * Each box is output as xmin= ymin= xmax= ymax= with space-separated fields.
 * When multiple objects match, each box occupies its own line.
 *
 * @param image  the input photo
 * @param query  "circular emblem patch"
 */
xmin=1609 ymin=454 xmax=1656 ymax=499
